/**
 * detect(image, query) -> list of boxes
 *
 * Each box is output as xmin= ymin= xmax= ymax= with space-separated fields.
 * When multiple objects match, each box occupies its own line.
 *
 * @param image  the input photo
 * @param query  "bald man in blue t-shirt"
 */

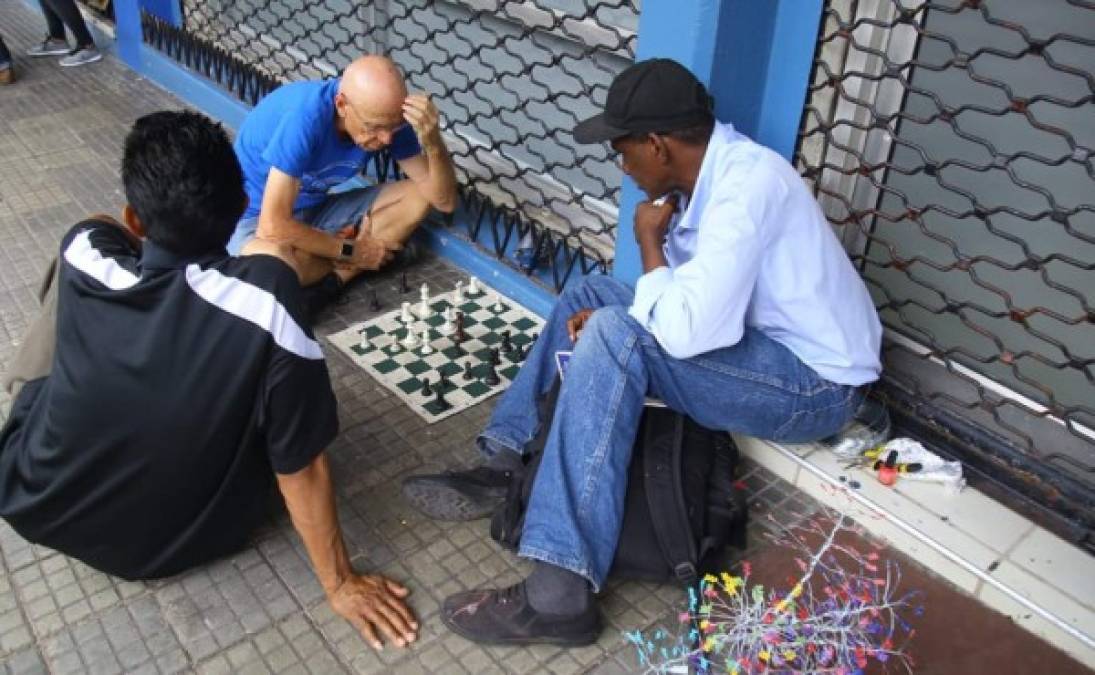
xmin=228 ymin=55 xmax=458 ymax=296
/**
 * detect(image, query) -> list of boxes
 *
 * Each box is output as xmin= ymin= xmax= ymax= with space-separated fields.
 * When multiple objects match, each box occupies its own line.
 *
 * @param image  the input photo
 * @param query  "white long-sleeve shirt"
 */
xmin=628 ymin=121 xmax=882 ymax=386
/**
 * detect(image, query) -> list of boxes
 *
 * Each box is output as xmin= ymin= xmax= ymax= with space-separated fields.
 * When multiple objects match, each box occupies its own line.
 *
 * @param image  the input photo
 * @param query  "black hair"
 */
xmin=121 ymin=110 xmax=245 ymax=256
xmin=663 ymin=116 xmax=715 ymax=146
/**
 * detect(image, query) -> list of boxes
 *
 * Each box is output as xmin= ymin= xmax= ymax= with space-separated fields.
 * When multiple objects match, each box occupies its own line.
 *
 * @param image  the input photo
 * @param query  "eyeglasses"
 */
xmin=360 ymin=120 xmax=408 ymax=136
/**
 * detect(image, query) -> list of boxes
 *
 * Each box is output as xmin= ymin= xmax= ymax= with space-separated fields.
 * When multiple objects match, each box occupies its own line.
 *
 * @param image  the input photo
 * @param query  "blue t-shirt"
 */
xmin=234 ymin=79 xmax=422 ymax=219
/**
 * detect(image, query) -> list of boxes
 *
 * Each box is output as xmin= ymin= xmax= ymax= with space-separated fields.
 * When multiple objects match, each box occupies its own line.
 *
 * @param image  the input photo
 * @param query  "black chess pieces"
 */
xmin=433 ymin=385 xmax=450 ymax=410
xmin=483 ymin=362 xmax=500 ymax=386
xmin=490 ymin=348 xmax=501 ymax=366
xmin=400 ymin=272 xmax=410 ymax=294
xmin=462 ymin=360 xmax=474 ymax=380
xmin=439 ymin=372 xmax=451 ymax=391
xmin=454 ymin=311 xmax=466 ymax=343
xmin=421 ymin=376 xmax=432 ymax=396
xmin=501 ymin=330 xmax=512 ymax=354
xmin=369 ymin=288 xmax=381 ymax=312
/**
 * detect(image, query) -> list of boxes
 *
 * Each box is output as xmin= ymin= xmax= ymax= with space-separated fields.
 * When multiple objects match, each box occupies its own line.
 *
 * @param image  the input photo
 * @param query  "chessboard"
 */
xmin=327 ymin=277 xmax=545 ymax=423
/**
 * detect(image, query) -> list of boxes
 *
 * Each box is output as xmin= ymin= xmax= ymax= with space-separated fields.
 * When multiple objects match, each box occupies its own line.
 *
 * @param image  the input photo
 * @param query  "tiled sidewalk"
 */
xmin=0 ymin=2 xmax=1089 ymax=674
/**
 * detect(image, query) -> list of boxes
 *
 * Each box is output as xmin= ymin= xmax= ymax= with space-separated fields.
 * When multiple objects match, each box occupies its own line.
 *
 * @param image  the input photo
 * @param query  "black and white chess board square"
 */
xmin=327 ymin=281 xmax=545 ymax=423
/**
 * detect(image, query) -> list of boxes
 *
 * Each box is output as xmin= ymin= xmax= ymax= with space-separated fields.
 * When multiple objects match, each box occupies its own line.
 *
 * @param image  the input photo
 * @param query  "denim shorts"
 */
xmin=226 ymin=185 xmax=383 ymax=256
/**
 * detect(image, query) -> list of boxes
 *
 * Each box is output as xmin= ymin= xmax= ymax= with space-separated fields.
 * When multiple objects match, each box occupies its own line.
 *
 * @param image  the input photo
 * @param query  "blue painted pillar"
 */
xmin=113 ymin=0 xmax=183 ymax=68
xmin=113 ymin=0 xmax=143 ymax=68
xmin=612 ymin=0 xmax=824 ymax=283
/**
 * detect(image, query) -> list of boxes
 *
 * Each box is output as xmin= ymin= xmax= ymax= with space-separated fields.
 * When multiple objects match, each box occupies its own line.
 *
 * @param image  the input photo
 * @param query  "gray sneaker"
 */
xmin=27 ymin=37 xmax=70 ymax=57
xmin=59 ymin=46 xmax=102 ymax=68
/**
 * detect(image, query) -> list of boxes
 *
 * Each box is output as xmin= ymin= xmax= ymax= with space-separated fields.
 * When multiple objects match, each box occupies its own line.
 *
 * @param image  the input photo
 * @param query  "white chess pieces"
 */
xmin=420 ymin=327 xmax=433 ymax=354
xmin=400 ymin=301 xmax=412 ymax=324
xmin=453 ymin=280 xmax=465 ymax=304
xmin=493 ymin=292 xmax=503 ymax=311
xmin=400 ymin=324 xmax=420 ymax=349
xmin=440 ymin=307 xmax=455 ymax=335
xmin=419 ymin=283 xmax=431 ymax=318
xmin=468 ymin=276 xmax=480 ymax=294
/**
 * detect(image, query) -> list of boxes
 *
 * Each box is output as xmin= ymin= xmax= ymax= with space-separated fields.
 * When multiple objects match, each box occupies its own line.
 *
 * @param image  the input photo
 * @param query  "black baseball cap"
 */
xmin=573 ymin=58 xmax=714 ymax=144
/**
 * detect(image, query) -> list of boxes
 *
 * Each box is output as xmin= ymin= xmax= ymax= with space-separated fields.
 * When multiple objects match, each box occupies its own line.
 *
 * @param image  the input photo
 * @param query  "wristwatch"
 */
xmin=338 ymin=239 xmax=355 ymax=262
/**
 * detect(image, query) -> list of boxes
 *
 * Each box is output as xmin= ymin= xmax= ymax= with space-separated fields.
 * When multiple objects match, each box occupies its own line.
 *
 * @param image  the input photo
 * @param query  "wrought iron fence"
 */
xmin=143 ymin=0 xmax=640 ymax=290
xmin=797 ymin=0 xmax=1094 ymax=549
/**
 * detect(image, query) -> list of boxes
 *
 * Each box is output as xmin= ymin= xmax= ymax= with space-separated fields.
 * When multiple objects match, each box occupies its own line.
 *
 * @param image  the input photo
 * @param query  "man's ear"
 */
xmin=122 ymin=204 xmax=146 ymax=240
xmin=334 ymin=91 xmax=349 ymax=117
xmin=649 ymin=133 xmax=671 ymax=164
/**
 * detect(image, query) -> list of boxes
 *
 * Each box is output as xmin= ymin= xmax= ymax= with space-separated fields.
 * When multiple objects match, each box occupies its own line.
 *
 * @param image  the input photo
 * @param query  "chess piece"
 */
xmin=400 ymin=272 xmax=410 ymax=294
xmin=400 ymin=301 xmax=412 ymax=324
xmin=400 ymin=325 xmax=419 ymax=349
xmin=369 ymin=288 xmax=381 ymax=312
xmin=490 ymin=348 xmax=501 ymax=366
xmin=492 ymin=293 xmax=503 ymax=312
xmin=483 ymin=362 xmax=500 ymax=386
xmin=453 ymin=280 xmax=465 ymax=304
xmin=462 ymin=360 xmax=474 ymax=380
xmin=501 ymin=330 xmax=512 ymax=354
xmin=468 ymin=276 xmax=480 ymax=294
xmin=421 ymin=377 xmax=432 ymax=396
xmin=420 ymin=328 xmax=433 ymax=354
xmin=440 ymin=307 xmax=455 ymax=335
xmin=433 ymin=386 xmax=450 ymax=410
xmin=439 ymin=372 xmax=451 ymax=391
xmin=454 ymin=312 xmax=466 ymax=343
xmin=419 ymin=283 xmax=431 ymax=318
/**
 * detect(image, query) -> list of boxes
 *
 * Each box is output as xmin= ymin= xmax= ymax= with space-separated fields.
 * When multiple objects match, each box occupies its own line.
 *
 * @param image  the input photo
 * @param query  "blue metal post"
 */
xmin=112 ymin=0 xmax=143 ymax=67
xmin=612 ymin=0 xmax=824 ymax=284
xmin=612 ymin=0 xmax=724 ymax=283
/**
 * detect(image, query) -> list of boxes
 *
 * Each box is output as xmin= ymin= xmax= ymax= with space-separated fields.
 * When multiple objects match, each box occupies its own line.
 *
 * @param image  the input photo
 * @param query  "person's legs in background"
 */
xmin=27 ymin=0 xmax=100 ymax=67
xmin=0 ymin=35 xmax=13 ymax=85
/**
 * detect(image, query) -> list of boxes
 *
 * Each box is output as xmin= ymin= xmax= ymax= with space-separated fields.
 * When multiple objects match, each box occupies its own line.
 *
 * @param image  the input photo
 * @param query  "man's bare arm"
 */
xmin=257 ymin=168 xmax=400 ymax=270
xmin=397 ymin=94 xmax=458 ymax=213
xmin=276 ymin=453 xmax=418 ymax=650
xmin=257 ymin=168 xmax=344 ymax=258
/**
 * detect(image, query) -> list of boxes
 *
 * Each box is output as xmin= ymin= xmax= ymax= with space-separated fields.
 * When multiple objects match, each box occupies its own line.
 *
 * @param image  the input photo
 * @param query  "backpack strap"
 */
xmin=642 ymin=409 xmax=700 ymax=585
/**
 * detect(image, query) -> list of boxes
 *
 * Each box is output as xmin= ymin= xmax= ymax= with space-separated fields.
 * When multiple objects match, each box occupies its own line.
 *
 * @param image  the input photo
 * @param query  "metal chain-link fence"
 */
xmin=797 ymin=0 xmax=1094 ymax=548
xmin=143 ymin=0 xmax=639 ymax=290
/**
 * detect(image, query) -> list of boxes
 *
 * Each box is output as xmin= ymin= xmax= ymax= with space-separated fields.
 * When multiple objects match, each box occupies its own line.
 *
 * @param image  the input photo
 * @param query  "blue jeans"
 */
xmin=225 ymin=186 xmax=382 ymax=255
xmin=480 ymin=275 xmax=865 ymax=590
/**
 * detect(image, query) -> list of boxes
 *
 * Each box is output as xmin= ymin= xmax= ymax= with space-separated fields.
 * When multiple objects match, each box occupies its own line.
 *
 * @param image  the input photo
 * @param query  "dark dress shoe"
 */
xmin=442 ymin=582 xmax=601 ymax=646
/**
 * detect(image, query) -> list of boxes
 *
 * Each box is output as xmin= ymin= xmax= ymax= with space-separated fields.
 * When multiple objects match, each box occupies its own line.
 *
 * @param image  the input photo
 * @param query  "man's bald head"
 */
xmin=340 ymin=56 xmax=406 ymax=114
xmin=335 ymin=56 xmax=409 ymax=150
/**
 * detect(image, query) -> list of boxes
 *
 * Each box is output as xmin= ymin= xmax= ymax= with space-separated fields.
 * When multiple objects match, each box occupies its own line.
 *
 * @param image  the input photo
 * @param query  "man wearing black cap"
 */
xmin=405 ymin=59 xmax=882 ymax=645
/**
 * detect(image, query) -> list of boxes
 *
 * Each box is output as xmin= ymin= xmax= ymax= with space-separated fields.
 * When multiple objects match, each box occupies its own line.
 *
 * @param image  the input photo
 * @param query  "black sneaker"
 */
xmin=401 ymin=466 xmax=516 ymax=521
xmin=442 ymin=582 xmax=601 ymax=646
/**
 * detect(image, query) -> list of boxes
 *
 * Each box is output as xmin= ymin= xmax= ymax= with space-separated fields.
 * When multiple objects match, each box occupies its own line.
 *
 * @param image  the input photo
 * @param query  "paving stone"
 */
xmin=0 ymin=646 xmax=48 ymax=675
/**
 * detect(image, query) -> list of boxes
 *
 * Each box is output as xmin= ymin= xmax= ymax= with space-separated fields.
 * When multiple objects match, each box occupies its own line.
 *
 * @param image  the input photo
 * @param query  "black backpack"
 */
xmin=490 ymin=378 xmax=748 ymax=586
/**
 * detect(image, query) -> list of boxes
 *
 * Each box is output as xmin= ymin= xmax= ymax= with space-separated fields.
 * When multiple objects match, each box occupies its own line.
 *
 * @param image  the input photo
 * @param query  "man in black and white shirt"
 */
xmin=0 ymin=110 xmax=417 ymax=651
